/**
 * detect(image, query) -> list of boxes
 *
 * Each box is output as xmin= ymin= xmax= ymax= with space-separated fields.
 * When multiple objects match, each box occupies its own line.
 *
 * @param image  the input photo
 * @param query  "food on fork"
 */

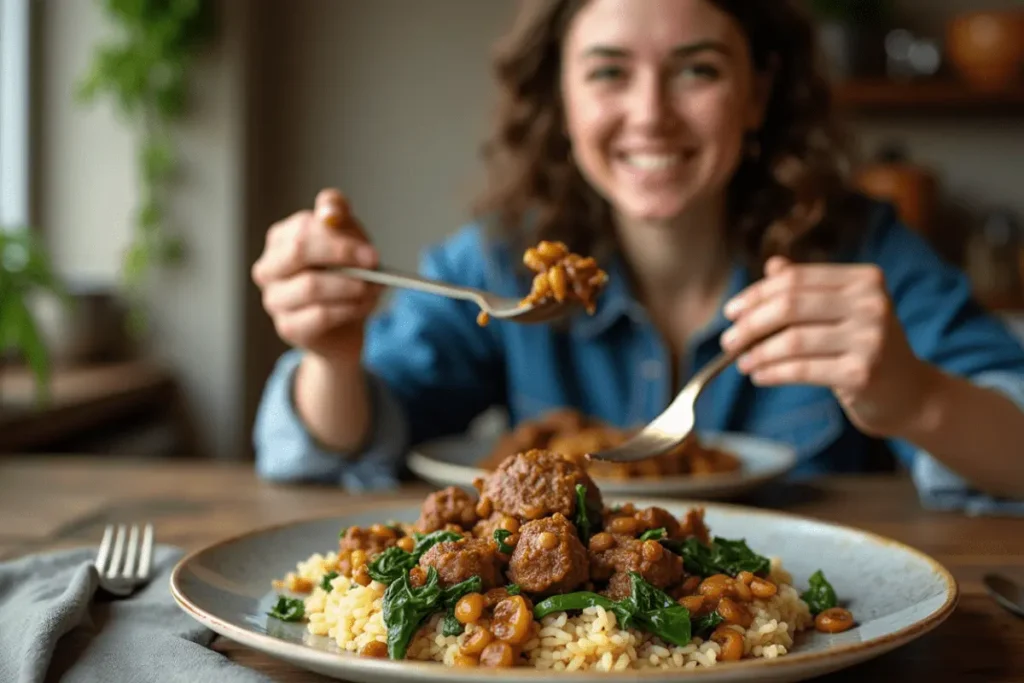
xmin=271 ymin=450 xmax=854 ymax=670
xmin=476 ymin=241 xmax=609 ymax=326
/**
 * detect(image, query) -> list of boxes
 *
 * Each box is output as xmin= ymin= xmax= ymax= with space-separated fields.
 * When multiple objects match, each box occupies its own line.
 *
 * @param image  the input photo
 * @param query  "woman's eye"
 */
xmin=587 ymin=65 xmax=626 ymax=81
xmin=679 ymin=62 xmax=721 ymax=81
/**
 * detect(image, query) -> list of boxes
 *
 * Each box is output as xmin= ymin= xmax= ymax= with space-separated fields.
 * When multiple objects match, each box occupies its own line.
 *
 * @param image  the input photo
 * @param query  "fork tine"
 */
xmin=137 ymin=523 xmax=154 ymax=579
xmin=106 ymin=524 xmax=127 ymax=579
xmin=122 ymin=525 xmax=140 ymax=578
xmin=94 ymin=524 xmax=114 ymax=574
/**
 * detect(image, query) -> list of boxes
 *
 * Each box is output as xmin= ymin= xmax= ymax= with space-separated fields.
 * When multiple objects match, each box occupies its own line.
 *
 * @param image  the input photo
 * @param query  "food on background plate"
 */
xmin=476 ymin=240 xmax=609 ymax=326
xmin=271 ymin=450 xmax=854 ymax=670
xmin=481 ymin=408 xmax=742 ymax=479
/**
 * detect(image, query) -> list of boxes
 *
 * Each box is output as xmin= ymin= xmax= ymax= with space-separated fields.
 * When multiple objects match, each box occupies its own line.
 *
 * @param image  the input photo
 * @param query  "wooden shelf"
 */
xmin=834 ymin=79 xmax=1024 ymax=114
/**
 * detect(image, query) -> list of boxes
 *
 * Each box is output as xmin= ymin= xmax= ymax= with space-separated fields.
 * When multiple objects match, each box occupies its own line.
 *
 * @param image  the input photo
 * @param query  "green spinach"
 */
xmin=574 ymin=484 xmax=592 ymax=542
xmin=381 ymin=568 xmax=482 ymax=657
xmin=639 ymin=528 xmax=666 ymax=541
xmin=366 ymin=547 xmax=418 ymax=585
xmin=319 ymin=571 xmax=339 ymax=592
xmin=664 ymin=537 xmax=770 ymax=578
xmin=439 ymin=576 xmax=483 ymax=637
xmin=801 ymin=569 xmax=837 ymax=615
xmin=692 ymin=611 xmax=724 ymax=639
xmin=267 ymin=596 xmax=305 ymax=622
xmin=382 ymin=567 xmax=443 ymax=659
xmin=493 ymin=529 xmax=515 ymax=554
xmin=533 ymin=572 xmax=692 ymax=646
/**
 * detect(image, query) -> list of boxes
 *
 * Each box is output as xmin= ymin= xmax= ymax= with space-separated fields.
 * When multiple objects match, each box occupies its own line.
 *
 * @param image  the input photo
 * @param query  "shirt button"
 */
xmin=640 ymin=360 xmax=662 ymax=380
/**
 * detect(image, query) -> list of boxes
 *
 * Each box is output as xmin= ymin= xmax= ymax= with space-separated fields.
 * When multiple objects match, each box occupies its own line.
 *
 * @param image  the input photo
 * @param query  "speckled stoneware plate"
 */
xmin=170 ymin=499 xmax=957 ymax=683
xmin=408 ymin=432 xmax=797 ymax=499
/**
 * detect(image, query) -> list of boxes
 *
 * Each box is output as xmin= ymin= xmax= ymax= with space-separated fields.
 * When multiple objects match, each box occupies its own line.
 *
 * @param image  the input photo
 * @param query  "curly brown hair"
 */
xmin=473 ymin=0 xmax=864 ymax=272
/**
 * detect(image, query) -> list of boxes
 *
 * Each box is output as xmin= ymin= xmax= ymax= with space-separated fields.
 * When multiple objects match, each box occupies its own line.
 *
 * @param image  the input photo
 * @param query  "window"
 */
xmin=0 ymin=0 xmax=30 ymax=231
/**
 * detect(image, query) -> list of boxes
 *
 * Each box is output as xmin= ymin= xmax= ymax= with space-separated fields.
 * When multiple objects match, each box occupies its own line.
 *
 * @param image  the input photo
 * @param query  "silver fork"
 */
xmin=587 ymin=349 xmax=740 ymax=464
xmin=94 ymin=523 xmax=155 ymax=596
xmin=328 ymin=265 xmax=570 ymax=324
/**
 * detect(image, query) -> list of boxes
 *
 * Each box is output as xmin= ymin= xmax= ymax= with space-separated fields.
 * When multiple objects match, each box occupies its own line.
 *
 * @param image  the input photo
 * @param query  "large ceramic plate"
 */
xmin=408 ymin=431 xmax=797 ymax=499
xmin=171 ymin=499 xmax=957 ymax=683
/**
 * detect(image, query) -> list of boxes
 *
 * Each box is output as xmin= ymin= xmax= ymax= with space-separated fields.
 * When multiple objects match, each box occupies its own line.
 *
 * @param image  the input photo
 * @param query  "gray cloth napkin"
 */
xmin=0 ymin=545 xmax=273 ymax=683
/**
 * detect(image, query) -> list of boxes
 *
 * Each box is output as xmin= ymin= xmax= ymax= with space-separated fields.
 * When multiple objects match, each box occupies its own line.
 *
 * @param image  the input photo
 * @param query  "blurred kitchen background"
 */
xmin=1 ymin=0 xmax=1023 ymax=461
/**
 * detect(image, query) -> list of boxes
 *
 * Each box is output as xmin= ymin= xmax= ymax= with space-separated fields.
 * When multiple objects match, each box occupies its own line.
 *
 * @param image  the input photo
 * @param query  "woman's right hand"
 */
xmin=252 ymin=188 xmax=382 ymax=366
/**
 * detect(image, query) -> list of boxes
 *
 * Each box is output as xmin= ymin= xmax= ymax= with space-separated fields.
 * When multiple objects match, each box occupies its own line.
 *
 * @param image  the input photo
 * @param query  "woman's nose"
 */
xmin=626 ymin=73 xmax=677 ymax=134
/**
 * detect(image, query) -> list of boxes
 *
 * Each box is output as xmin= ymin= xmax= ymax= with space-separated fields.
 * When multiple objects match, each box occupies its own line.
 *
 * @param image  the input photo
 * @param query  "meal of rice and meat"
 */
xmin=270 ymin=449 xmax=853 ymax=670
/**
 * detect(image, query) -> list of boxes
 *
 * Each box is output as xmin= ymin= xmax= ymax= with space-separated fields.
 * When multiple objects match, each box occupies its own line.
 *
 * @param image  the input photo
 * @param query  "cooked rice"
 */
xmin=285 ymin=554 xmax=813 ymax=670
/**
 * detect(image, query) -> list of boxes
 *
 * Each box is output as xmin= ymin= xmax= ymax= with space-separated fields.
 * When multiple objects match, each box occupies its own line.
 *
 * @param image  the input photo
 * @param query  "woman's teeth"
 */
xmin=623 ymin=153 xmax=681 ymax=171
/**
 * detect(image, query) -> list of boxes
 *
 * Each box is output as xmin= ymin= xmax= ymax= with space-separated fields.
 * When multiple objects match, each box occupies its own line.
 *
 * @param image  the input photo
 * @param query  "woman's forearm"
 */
xmin=294 ymin=353 xmax=372 ymax=454
xmin=900 ymin=365 xmax=1024 ymax=498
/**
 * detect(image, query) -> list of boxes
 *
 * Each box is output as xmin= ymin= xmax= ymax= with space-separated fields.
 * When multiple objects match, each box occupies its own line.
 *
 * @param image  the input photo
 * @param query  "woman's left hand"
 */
xmin=720 ymin=256 xmax=938 ymax=439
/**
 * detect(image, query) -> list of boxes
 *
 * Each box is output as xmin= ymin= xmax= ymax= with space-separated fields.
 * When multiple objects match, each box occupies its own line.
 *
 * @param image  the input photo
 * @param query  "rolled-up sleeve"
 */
xmin=911 ymin=372 xmax=1024 ymax=515
xmin=865 ymin=203 xmax=1024 ymax=514
xmin=253 ymin=349 xmax=409 ymax=491
xmin=251 ymin=223 xmax=506 ymax=490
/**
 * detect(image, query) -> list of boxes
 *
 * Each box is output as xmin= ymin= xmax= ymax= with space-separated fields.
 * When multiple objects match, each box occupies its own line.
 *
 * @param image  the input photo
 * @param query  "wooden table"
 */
xmin=1 ymin=456 xmax=1022 ymax=681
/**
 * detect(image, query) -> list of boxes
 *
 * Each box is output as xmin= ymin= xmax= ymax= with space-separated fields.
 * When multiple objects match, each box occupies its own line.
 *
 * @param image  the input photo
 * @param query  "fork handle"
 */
xmin=329 ymin=266 xmax=485 ymax=305
xmin=689 ymin=348 xmax=741 ymax=392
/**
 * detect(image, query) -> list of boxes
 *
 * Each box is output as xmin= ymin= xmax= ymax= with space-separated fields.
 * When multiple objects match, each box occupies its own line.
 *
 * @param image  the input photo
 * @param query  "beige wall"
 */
xmin=242 ymin=0 xmax=517 ymax=446
xmin=37 ymin=0 xmax=250 ymax=458
xmin=251 ymin=0 xmax=516 ymax=271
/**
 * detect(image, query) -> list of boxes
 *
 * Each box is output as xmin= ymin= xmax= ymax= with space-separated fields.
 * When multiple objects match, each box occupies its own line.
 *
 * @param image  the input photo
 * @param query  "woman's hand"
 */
xmin=252 ymin=189 xmax=382 ymax=365
xmin=720 ymin=256 xmax=938 ymax=439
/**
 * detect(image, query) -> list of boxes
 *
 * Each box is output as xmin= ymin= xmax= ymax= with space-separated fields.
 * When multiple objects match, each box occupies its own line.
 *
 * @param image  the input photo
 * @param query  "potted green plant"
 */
xmin=0 ymin=228 xmax=68 ymax=406
xmin=76 ymin=0 xmax=215 ymax=333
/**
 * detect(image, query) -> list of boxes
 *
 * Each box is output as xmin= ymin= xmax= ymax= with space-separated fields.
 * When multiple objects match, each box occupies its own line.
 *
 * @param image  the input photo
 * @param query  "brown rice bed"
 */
xmin=290 ymin=554 xmax=813 ymax=670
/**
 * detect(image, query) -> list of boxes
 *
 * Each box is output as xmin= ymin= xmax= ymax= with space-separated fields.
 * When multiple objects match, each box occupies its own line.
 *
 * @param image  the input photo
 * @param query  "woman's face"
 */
xmin=561 ymin=0 xmax=768 ymax=223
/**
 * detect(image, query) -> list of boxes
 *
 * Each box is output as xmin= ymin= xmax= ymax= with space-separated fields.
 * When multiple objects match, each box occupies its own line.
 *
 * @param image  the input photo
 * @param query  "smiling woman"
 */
xmin=251 ymin=0 xmax=1024 ymax=510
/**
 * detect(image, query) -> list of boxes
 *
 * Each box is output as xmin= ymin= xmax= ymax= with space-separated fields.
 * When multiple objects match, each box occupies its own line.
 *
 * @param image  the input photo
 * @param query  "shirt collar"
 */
xmin=572 ymin=253 xmax=754 ymax=342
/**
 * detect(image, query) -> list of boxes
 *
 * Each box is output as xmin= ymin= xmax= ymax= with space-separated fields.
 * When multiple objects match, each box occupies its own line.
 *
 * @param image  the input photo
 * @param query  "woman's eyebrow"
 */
xmin=581 ymin=40 xmax=732 ymax=59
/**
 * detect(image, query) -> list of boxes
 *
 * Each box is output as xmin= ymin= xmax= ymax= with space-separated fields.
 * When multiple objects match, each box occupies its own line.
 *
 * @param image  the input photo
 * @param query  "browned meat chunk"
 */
xmin=416 ymin=486 xmax=479 ymax=533
xmin=419 ymin=538 xmax=505 ymax=589
xmin=635 ymin=506 xmax=683 ymax=539
xmin=679 ymin=508 xmax=710 ymax=544
xmin=482 ymin=449 xmax=603 ymax=522
xmin=590 ymin=536 xmax=683 ymax=598
xmin=508 ymin=513 xmax=589 ymax=596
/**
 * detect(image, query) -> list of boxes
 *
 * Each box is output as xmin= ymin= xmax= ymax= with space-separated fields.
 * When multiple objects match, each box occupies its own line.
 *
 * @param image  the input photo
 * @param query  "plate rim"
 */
xmin=407 ymin=430 xmax=799 ymax=492
xmin=169 ymin=497 xmax=959 ymax=680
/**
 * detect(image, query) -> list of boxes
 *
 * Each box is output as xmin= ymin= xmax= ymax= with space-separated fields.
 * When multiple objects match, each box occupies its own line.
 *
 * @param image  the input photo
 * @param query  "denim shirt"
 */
xmin=253 ymin=201 xmax=1024 ymax=514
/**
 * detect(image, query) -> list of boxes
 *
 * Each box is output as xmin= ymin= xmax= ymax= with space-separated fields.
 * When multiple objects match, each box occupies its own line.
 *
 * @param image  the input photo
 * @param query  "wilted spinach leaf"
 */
xmin=692 ymin=611 xmax=724 ymax=639
xmin=801 ymin=569 xmax=837 ymax=615
xmin=319 ymin=571 xmax=339 ymax=592
xmin=438 ymin=575 xmax=483 ymax=637
xmin=670 ymin=537 xmax=770 ymax=578
xmin=533 ymin=572 xmax=691 ymax=646
xmin=493 ymin=529 xmax=515 ymax=554
xmin=639 ymin=528 xmax=666 ymax=541
xmin=381 ymin=566 xmax=442 ymax=659
xmin=574 ymin=484 xmax=592 ymax=542
xmin=267 ymin=596 xmax=305 ymax=622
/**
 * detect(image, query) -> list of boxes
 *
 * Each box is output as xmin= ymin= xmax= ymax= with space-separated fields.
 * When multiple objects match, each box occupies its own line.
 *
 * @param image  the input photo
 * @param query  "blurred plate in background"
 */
xmin=408 ymin=431 xmax=797 ymax=499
